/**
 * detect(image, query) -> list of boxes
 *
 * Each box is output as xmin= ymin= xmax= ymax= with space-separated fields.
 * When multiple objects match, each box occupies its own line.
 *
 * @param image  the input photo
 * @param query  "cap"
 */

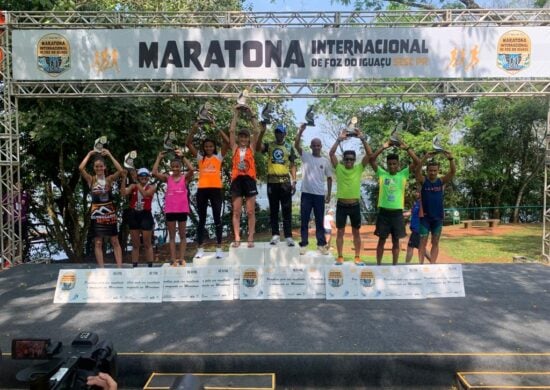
xmin=137 ymin=168 xmax=150 ymax=177
xmin=275 ymin=124 xmax=287 ymax=134
xmin=238 ymin=128 xmax=250 ymax=136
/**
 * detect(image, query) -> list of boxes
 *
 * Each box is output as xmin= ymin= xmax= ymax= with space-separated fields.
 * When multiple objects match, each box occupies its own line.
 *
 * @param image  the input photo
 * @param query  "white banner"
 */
xmin=13 ymin=27 xmax=550 ymax=80
xmin=53 ymin=264 xmax=464 ymax=303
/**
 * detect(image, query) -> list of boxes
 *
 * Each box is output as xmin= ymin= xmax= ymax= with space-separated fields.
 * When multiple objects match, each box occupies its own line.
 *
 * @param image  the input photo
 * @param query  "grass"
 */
xmin=439 ymin=224 xmax=542 ymax=263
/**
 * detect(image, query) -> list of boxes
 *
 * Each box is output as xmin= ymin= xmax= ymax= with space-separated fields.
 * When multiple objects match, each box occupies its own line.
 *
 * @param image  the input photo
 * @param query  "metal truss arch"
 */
xmin=1 ymin=9 xmax=550 ymax=268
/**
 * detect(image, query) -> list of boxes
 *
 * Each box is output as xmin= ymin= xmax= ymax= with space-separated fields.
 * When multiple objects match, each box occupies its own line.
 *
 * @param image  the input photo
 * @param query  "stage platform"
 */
xmin=0 ymin=258 xmax=549 ymax=389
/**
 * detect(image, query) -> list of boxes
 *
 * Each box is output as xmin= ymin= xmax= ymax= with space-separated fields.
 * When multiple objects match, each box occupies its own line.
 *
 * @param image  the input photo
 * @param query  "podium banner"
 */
xmin=53 ymin=264 xmax=465 ymax=303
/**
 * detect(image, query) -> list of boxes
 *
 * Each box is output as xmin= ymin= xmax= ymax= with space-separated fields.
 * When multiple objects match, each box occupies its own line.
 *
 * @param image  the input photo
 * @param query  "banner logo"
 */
xmin=60 ymin=271 xmax=76 ymax=290
xmin=359 ymin=270 xmax=375 ymax=288
xmin=36 ymin=34 xmax=71 ymax=76
xmin=242 ymin=268 xmax=258 ymax=288
xmin=328 ymin=269 xmax=344 ymax=288
xmin=497 ymin=30 xmax=531 ymax=74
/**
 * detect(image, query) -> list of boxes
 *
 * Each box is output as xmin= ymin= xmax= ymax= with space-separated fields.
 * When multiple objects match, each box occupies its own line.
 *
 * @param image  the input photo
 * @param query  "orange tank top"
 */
xmin=197 ymin=153 xmax=223 ymax=189
xmin=231 ymin=146 xmax=256 ymax=180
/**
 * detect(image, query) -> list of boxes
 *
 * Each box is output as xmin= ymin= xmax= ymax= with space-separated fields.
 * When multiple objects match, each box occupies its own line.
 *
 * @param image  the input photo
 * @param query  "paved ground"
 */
xmin=0 ymin=262 xmax=549 ymax=388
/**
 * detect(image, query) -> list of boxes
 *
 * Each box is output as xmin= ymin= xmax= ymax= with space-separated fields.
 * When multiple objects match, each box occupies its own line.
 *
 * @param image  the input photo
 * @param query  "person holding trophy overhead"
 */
xmin=229 ymin=97 xmax=260 ymax=248
xmin=329 ymin=124 xmax=372 ymax=265
xmin=79 ymin=140 xmax=124 ymax=268
xmin=414 ymin=143 xmax=456 ymax=264
xmin=186 ymin=114 xmax=229 ymax=259
xmin=120 ymin=166 xmax=157 ymax=268
xmin=152 ymin=148 xmax=194 ymax=266
xmin=369 ymin=126 xmax=421 ymax=266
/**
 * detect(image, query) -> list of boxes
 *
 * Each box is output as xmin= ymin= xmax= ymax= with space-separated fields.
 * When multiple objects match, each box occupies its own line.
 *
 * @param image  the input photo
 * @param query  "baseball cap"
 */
xmin=137 ymin=168 xmax=150 ymax=177
xmin=275 ymin=124 xmax=286 ymax=134
xmin=238 ymin=128 xmax=250 ymax=136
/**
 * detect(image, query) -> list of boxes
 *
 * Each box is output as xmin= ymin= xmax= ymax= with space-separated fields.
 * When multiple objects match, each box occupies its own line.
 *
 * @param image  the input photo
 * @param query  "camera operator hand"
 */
xmin=87 ymin=372 xmax=118 ymax=390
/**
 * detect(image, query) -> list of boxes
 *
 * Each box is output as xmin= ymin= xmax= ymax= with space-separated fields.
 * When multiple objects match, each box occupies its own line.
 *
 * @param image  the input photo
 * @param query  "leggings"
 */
xmin=196 ymin=188 xmax=223 ymax=245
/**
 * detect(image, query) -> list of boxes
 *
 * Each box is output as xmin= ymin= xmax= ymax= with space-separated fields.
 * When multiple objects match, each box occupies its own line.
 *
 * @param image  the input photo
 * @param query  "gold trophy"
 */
xmin=390 ymin=123 xmax=403 ymax=147
xmin=432 ymin=134 xmax=446 ymax=153
xmin=305 ymin=105 xmax=316 ymax=127
xmin=93 ymin=136 xmax=107 ymax=153
xmin=261 ymin=102 xmax=274 ymax=125
xmin=346 ymin=117 xmax=358 ymax=138
xmin=236 ymin=89 xmax=250 ymax=112
xmin=197 ymin=102 xmax=214 ymax=125
xmin=124 ymin=151 xmax=137 ymax=169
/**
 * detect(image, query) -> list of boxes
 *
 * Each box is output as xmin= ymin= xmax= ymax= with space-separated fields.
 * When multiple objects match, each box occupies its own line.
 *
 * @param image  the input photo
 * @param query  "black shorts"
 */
xmin=230 ymin=175 xmax=258 ymax=198
xmin=336 ymin=202 xmax=362 ymax=229
xmin=407 ymin=231 xmax=420 ymax=249
xmin=165 ymin=212 xmax=188 ymax=222
xmin=374 ymin=208 xmax=406 ymax=240
xmin=128 ymin=209 xmax=155 ymax=231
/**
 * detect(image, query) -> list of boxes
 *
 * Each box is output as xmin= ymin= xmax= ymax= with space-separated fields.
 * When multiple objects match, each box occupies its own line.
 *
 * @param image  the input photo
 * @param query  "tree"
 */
xmin=462 ymin=97 xmax=548 ymax=222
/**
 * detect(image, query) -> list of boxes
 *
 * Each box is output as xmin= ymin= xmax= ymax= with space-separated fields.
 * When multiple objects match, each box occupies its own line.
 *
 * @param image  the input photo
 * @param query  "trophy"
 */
xmin=197 ymin=102 xmax=214 ymax=125
xmin=432 ymin=134 xmax=446 ymax=153
xmin=93 ymin=136 xmax=107 ymax=153
xmin=124 ymin=150 xmax=137 ymax=169
xmin=236 ymin=89 xmax=250 ymax=112
xmin=163 ymin=131 xmax=178 ymax=159
xmin=261 ymin=102 xmax=274 ymax=125
xmin=346 ymin=117 xmax=358 ymax=137
xmin=390 ymin=123 xmax=403 ymax=147
xmin=305 ymin=105 xmax=316 ymax=127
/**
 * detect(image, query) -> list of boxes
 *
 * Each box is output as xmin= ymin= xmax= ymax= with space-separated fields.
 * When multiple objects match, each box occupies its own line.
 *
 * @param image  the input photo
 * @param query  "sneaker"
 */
xmin=299 ymin=246 xmax=307 ymax=255
xmin=335 ymin=256 xmax=344 ymax=265
xmin=270 ymin=235 xmax=280 ymax=245
xmin=354 ymin=256 xmax=365 ymax=266
xmin=216 ymin=248 xmax=224 ymax=259
xmin=195 ymin=247 xmax=205 ymax=259
xmin=286 ymin=237 xmax=296 ymax=247
xmin=317 ymin=246 xmax=329 ymax=255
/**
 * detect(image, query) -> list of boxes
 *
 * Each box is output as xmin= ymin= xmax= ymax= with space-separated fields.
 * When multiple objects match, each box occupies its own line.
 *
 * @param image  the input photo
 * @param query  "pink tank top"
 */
xmin=165 ymin=175 xmax=189 ymax=213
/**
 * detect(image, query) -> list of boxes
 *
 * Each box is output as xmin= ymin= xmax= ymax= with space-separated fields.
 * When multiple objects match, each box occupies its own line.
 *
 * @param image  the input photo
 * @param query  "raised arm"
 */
xmin=152 ymin=151 xmax=168 ymax=182
xmin=182 ymin=157 xmax=195 ymax=183
xmin=329 ymin=130 xmax=347 ymax=168
xmin=415 ymin=152 xmax=433 ymax=184
xmin=103 ymin=149 xmax=124 ymax=182
xmin=441 ymin=151 xmax=456 ymax=185
xmin=218 ymin=126 xmax=230 ymax=157
xmin=369 ymin=141 xmax=391 ymax=172
xmin=185 ymin=122 xmax=200 ymax=158
xmin=400 ymin=142 xmax=421 ymax=173
xmin=294 ymin=123 xmax=306 ymax=156
xmin=228 ymin=106 xmax=240 ymax=150
xmin=78 ymin=150 xmax=95 ymax=186
xmin=120 ymin=170 xmax=133 ymax=196
xmin=356 ymin=129 xmax=373 ymax=167
xmin=254 ymin=116 xmax=266 ymax=152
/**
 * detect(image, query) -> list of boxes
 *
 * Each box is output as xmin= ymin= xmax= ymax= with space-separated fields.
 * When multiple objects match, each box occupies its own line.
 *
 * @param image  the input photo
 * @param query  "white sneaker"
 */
xmin=194 ymin=247 xmax=204 ymax=259
xmin=270 ymin=235 xmax=280 ymax=245
xmin=317 ymin=245 xmax=329 ymax=255
xmin=286 ymin=237 xmax=296 ymax=247
xmin=216 ymin=248 xmax=224 ymax=259
xmin=299 ymin=246 xmax=307 ymax=255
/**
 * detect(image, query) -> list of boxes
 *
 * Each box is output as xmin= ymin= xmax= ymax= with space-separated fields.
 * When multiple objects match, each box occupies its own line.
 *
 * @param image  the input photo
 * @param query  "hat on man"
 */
xmin=137 ymin=168 xmax=150 ymax=177
xmin=275 ymin=124 xmax=287 ymax=134
xmin=238 ymin=128 xmax=251 ymax=136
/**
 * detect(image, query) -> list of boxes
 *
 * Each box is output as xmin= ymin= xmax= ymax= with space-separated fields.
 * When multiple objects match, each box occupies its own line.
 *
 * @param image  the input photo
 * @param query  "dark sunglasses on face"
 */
xmin=344 ymin=158 xmax=355 ymax=162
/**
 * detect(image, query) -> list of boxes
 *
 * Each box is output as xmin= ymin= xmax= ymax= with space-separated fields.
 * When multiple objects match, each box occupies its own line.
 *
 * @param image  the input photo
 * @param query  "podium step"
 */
xmin=456 ymin=371 xmax=550 ymax=389
xmin=144 ymin=372 xmax=275 ymax=390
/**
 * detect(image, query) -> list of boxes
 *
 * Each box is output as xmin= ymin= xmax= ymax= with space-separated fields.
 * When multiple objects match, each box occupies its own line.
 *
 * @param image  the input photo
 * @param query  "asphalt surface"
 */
xmin=0 ymin=262 xmax=548 ymax=389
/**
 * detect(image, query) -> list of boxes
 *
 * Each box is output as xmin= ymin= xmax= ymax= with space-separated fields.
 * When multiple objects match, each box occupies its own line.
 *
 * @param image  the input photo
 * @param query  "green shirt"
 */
xmin=336 ymin=163 xmax=365 ymax=200
xmin=377 ymin=166 xmax=409 ymax=209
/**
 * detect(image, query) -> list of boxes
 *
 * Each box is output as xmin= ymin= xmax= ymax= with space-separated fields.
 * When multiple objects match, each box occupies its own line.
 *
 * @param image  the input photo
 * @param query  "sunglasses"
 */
xmin=344 ymin=158 xmax=356 ymax=162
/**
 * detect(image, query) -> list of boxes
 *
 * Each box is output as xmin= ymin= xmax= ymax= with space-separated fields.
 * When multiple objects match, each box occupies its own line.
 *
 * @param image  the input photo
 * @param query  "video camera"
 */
xmin=12 ymin=332 xmax=116 ymax=390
